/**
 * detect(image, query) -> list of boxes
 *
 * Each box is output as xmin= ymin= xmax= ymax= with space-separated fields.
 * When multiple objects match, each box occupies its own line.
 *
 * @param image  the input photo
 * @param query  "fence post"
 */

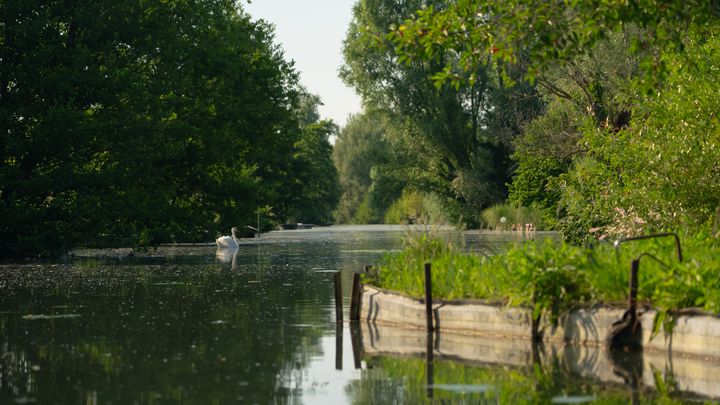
xmin=629 ymin=259 xmax=639 ymax=313
xmin=424 ymin=262 xmax=433 ymax=333
xmin=350 ymin=272 xmax=362 ymax=322
xmin=334 ymin=271 xmax=343 ymax=324
xmin=426 ymin=329 xmax=434 ymax=399
xmin=335 ymin=322 xmax=343 ymax=370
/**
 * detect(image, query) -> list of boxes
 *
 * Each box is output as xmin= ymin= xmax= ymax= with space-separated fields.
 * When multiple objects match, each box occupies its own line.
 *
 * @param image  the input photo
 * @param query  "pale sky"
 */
xmin=244 ymin=0 xmax=362 ymax=128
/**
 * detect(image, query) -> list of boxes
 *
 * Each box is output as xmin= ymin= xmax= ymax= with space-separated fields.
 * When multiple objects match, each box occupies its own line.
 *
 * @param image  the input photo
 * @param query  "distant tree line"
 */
xmin=0 ymin=0 xmax=339 ymax=258
xmin=336 ymin=0 xmax=542 ymax=226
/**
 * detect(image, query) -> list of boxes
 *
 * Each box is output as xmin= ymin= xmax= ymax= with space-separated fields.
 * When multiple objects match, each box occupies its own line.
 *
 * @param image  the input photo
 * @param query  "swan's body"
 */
xmin=216 ymin=227 xmax=240 ymax=249
xmin=216 ymin=247 xmax=239 ymax=269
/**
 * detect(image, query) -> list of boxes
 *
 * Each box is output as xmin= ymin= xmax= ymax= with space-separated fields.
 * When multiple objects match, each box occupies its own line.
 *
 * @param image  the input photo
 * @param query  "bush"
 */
xmin=557 ymin=32 xmax=720 ymax=243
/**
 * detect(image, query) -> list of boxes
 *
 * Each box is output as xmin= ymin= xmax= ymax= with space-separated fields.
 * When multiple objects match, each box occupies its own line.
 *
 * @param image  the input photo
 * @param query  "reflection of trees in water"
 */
xmin=344 ymin=348 xmax=694 ymax=405
xmin=0 ymin=228 xmax=445 ymax=403
xmin=0 ymin=262 xmax=332 ymax=403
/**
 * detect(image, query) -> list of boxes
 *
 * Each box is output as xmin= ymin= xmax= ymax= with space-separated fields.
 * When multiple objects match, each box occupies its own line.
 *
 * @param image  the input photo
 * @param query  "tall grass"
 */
xmin=371 ymin=231 xmax=720 ymax=329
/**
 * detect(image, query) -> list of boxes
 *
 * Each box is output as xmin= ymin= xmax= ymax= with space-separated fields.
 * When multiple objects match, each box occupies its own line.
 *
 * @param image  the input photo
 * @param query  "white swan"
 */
xmin=216 ymin=227 xmax=240 ymax=249
xmin=216 ymin=247 xmax=239 ymax=269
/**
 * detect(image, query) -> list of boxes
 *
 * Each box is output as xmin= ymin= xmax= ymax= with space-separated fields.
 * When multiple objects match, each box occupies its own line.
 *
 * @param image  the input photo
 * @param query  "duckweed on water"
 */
xmin=372 ymin=232 xmax=720 ymax=329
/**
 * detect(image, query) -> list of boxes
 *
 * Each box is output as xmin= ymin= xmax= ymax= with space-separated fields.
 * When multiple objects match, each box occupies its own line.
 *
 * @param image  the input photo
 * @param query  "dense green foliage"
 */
xmin=373 ymin=232 xmax=720 ymax=325
xmin=389 ymin=0 xmax=718 ymax=89
xmin=0 ymin=0 xmax=338 ymax=257
xmin=332 ymin=112 xmax=402 ymax=223
xmin=372 ymin=1 xmax=720 ymax=242
xmin=557 ymin=33 xmax=720 ymax=241
xmin=332 ymin=111 xmax=452 ymax=225
xmin=339 ymin=0 xmax=543 ymax=226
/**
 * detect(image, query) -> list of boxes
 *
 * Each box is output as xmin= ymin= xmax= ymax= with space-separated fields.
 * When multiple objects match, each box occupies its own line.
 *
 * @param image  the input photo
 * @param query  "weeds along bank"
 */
xmin=367 ymin=232 xmax=720 ymax=337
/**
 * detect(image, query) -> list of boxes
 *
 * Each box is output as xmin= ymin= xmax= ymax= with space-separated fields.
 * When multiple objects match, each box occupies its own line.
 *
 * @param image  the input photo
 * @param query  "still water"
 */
xmin=0 ymin=226 xmax=716 ymax=404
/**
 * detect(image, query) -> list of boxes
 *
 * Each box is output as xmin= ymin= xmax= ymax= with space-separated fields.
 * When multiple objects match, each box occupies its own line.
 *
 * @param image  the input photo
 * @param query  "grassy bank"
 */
xmin=370 ymin=231 xmax=720 ymax=331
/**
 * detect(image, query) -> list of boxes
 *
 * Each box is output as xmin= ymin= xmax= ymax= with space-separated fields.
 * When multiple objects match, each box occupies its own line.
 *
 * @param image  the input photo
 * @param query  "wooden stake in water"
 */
xmin=426 ymin=330 xmax=434 ymax=399
xmin=350 ymin=272 xmax=362 ymax=322
xmin=350 ymin=322 xmax=363 ymax=369
xmin=335 ymin=323 xmax=343 ymax=370
xmin=424 ymin=262 xmax=435 ymax=398
xmin=424 ymin=263 xmax=433 ymax=332
xmin=334 ymin=271 xmax=343 ymax=323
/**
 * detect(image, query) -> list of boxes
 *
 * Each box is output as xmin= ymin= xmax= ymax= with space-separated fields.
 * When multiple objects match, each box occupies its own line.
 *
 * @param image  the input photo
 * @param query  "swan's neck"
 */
xmin=231 ymin=228 xmax=238 ymax=242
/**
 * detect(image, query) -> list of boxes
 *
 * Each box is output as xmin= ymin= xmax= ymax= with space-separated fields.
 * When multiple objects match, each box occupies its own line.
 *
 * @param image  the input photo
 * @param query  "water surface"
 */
xmin=0 ymin=226 xmax=714 ymax=404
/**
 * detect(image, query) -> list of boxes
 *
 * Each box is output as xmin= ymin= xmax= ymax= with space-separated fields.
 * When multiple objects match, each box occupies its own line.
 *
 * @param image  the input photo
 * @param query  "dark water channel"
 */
xmin=0 ymin=226 xmax=715 ymax=404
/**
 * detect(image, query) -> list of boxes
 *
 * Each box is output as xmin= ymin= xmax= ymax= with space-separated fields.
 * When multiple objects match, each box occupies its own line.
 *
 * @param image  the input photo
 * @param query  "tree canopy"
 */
xmin=0 ymin=0 xmax=338 ymax=257
xmin=389 ymin=0 xmax=719 ymax=89
xmin=337 ymin=0 xmax=720 ymax=240
xmin=340 ymin=0 xmax=543 ymax=225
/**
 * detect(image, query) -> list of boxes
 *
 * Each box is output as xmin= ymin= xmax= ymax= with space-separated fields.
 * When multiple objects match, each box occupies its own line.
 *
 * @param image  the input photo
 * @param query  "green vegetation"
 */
xmin=0 ymin=0 xmax=339 ymax=257
xmin=336 ymin=0 xmax=720 ymax=246
xmin=339 ymin=0 xmax=720 ymax=324
xmin=372 ymin=232 xmax=720 ymax=327
xmin=4 ymin=0 xmax=719 ymax=268
xmin=338 ymin=0 xmax=543 ymax=227
xmin=480 ymin=204 xmax=547 ymax=231
xmin=333 ymin=112 xmax=403 ymax=224
xmin=348 ymin=356 xmax=693 ymax=404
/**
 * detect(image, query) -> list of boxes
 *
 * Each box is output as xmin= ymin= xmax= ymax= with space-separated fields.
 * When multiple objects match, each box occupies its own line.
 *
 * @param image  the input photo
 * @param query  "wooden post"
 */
xmin=426 ymin=330 xmax=434 ymax=399
xmin=629 ymin=259 xmax=639 ymax=313
xmin=424 ymin=262 xmax=433 ymax=332
xmin=350 ymin=322 xmax=363 ymax=369
xmin=531 ymin=289 xmax=541 ymax=341
xmin=335 ymin=323 xmax=343 ymax=370
xmin=334 ymin=271 xmax=343 ymax=324
xmin=350 ymin=272 xmax=362 ymax=322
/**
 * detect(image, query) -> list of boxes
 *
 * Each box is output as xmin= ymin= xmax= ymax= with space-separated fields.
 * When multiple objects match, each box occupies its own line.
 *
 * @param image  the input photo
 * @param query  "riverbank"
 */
xmin=359 ymin=284 xmax=720 ymax=360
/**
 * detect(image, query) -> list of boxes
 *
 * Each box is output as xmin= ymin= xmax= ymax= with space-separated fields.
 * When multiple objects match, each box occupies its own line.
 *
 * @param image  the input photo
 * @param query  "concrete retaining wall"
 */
xmin=360 ymin=285 xmax=720 ymax=360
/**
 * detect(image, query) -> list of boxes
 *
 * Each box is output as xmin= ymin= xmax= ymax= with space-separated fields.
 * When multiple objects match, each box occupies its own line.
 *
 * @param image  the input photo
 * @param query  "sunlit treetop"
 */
xmin=389 ymin=0 xmax=720 ymax=89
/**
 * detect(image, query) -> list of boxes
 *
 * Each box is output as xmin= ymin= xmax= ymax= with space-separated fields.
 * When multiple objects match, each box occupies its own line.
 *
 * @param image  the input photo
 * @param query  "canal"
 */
xmin=0 ymin=225 xmax=715 ymax=403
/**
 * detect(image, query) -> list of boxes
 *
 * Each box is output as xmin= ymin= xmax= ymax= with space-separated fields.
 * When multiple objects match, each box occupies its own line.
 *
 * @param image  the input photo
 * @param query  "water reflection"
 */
xmin=354 ymin=321 xmax=720 ymax=404
xmin=1 ymin=226 xmax=715 ymax=404
xmin=2 ymin=226 xmax=404 ymax=404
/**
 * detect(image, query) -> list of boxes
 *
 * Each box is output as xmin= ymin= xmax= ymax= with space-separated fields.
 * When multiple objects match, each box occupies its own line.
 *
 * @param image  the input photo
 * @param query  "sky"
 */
xmin=244 ymin=0 xmax=362 ymax=128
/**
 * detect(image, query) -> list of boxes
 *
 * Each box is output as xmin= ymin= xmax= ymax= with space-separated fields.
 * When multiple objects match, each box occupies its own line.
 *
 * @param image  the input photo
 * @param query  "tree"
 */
xmin=508 ymin=28 xmax=644 ymax=225
xmin=389 ymin=0 xmax=719 ymax=91
xmin=333 ymin=112 xmax=402 ymax=223
xmin=557 ymin=32 xmax=720 ymax=242
xmin=0 ymin=0 xmax=328 ymax=257
xmin=278 ymin=90 xmax=340 ymax=225
xmin=341 ymin=0 xmax=542 ymax=225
